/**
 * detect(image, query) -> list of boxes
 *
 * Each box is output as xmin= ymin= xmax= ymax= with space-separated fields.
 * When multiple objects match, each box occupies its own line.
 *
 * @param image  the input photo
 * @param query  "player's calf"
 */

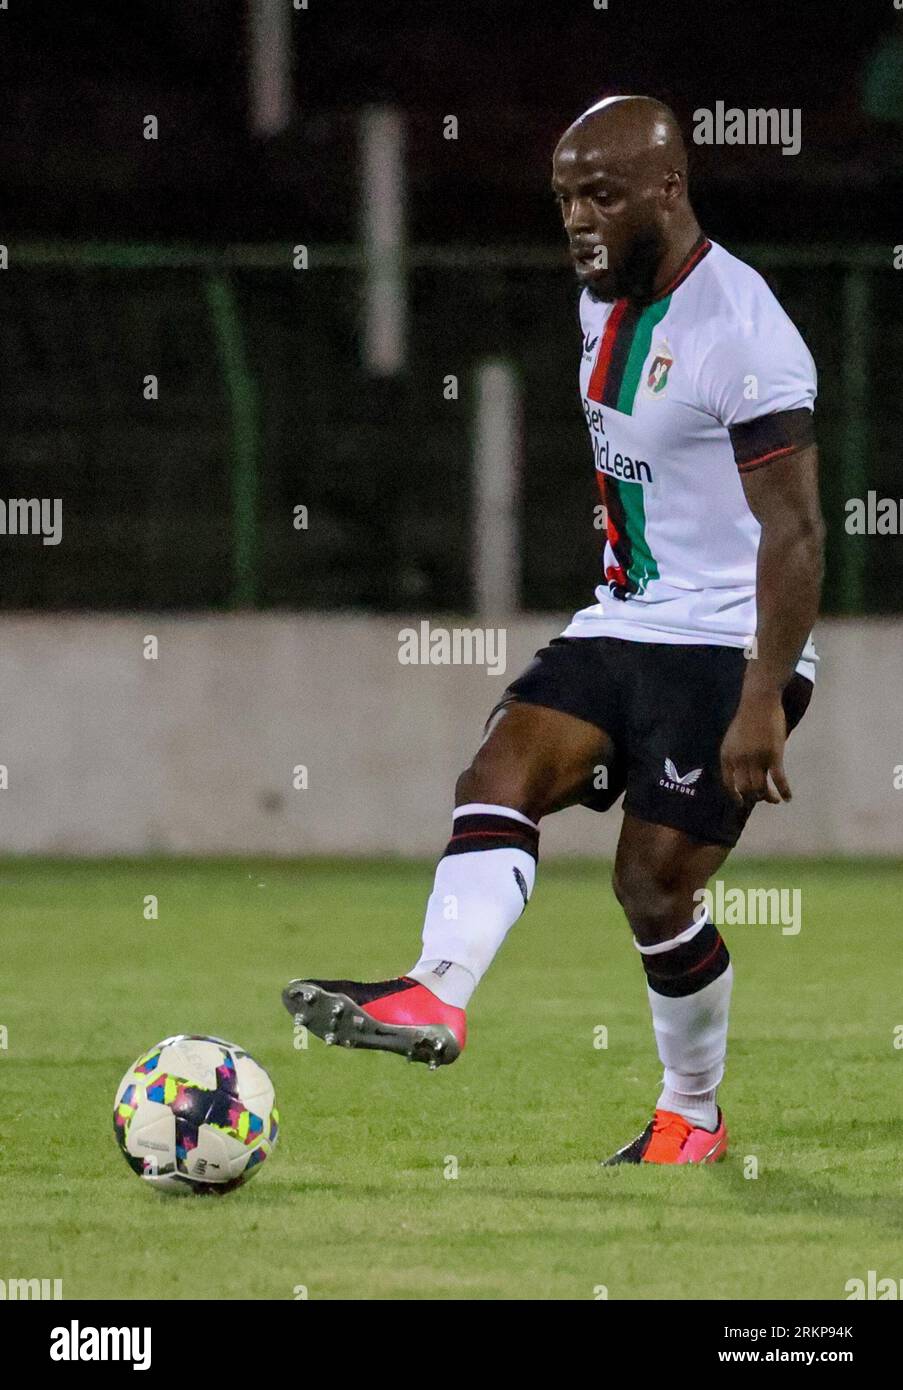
xmin=610 ymin=817 xmax=733 ymax=1148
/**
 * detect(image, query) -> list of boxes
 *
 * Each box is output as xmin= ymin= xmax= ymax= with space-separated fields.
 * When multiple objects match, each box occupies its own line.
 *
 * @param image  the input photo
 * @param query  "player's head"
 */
xmin=552 ymin=95 xmax=693 ymax=302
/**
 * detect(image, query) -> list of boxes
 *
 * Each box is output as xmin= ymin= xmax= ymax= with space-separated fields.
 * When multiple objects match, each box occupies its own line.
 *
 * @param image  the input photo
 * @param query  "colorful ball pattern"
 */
xmin=114 ymin=1034 xmax=278 ymax=1194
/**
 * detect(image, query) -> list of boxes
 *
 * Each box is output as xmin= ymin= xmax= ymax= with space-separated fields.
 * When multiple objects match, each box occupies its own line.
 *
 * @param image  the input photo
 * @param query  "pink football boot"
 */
xmin=603 ymin=1108 xmax=728 ymax=1165
xmin=282 ymin=976 xmax=465 ymax=1069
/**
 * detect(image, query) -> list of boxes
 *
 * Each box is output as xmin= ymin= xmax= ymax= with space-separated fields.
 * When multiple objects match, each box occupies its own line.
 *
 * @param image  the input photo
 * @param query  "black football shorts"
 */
xmin=490 ymin=635 xmax=813 ymax=848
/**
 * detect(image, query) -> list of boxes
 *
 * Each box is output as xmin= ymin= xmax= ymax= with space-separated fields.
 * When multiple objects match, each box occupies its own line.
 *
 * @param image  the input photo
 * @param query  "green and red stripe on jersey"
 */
xmin=587 ymin=295 xmax=669 ymax=414
xmin=586 ymin=291 xmax=670 ymax=595
xmin=586 ymin=236 xmax=711 ymax=597
xmin=596 ymin=467 xmax=658 ymax=598
xmin=586 ymin=235 xmax=710 ymax=416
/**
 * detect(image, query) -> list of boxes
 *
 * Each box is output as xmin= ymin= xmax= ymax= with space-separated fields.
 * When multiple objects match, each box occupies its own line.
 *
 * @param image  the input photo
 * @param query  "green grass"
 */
xmin=2 ymin=857 xmax=901 ymax=1300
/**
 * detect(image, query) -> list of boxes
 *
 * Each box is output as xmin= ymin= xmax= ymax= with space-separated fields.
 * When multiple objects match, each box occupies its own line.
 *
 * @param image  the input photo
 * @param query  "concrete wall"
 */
xmin=0 ymin=614 xmax=899 ymax=857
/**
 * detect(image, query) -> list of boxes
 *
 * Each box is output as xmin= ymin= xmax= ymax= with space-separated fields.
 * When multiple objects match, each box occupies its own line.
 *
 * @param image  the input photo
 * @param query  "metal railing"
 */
xmin=2 ymin=240 xmax=896 ymax=616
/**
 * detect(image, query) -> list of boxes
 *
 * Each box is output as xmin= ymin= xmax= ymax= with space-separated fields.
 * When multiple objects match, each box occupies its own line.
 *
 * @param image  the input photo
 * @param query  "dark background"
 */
xmin=0 ymin=0 xmax=899 ymax=613
xmin=1 ymin=0 xmax=897 ymax=242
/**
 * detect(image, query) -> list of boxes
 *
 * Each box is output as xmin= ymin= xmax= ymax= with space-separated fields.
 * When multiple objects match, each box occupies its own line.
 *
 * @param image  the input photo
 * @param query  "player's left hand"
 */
xmin=720 ymin=693 xmax=790 ymax=807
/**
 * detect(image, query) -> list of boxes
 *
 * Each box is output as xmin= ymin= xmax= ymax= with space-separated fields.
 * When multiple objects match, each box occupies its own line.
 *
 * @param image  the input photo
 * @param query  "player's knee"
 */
xmin=612 ymin=857 xmax=687 ymax=944
xmin=455 ymin=754 xmax=540 ymax=820
xmin=454 ymin=762 xmax=484 ymax=805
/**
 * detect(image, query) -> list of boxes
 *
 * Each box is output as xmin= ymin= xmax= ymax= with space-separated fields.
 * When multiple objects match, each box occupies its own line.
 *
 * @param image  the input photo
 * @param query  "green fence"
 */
xmin=1 ymin=241 xmax=899 ymax=614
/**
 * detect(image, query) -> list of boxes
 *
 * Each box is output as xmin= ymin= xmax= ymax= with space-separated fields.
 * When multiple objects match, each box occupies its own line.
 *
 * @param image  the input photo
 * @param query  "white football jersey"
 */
xmin=561 ymin=236 xmax=818 ymax=681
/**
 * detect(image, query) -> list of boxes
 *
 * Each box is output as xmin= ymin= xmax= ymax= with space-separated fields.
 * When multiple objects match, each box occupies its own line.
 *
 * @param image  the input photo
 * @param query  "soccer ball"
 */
xmin=114 ymin=1034 xmax=279 ymax=1194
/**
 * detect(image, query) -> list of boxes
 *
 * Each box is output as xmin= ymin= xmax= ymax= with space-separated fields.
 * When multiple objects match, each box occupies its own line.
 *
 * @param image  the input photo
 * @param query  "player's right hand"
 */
xmin=720 ymin=693 xmax=791 ymax=807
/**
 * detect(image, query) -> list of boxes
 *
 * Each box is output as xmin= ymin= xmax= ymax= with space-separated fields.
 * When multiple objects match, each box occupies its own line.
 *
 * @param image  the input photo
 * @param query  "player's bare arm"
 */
xmin=721 ymin=442 xmax=825 ymax=808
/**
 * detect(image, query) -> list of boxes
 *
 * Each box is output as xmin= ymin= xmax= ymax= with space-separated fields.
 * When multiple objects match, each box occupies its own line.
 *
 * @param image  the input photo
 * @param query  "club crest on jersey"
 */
xmin=643 ymin=339 xmax=674 ymax=398
xmin=660 ymin=758 xmax=702 ymax=796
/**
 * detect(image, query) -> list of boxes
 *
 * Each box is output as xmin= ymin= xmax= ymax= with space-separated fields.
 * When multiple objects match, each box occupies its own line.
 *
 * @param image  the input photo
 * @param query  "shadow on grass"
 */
xmin=239 ymin=1163 xmax=903 ymax=1234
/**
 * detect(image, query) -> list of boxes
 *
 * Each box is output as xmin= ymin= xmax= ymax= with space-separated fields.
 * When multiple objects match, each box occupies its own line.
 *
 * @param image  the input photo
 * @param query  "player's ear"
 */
xmin=661 ymin=169 xmax=683 ymax=208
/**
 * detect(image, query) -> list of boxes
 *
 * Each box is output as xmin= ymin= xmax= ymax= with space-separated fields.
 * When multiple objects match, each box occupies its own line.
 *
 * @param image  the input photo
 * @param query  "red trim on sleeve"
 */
xmin=736 ymin=443 xmax=804 ymax=474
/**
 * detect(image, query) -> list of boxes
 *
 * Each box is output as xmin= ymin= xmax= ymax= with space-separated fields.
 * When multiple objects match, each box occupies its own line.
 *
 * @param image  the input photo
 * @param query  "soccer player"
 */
xmin=283 ymin=96 xmax=825 ymax=1164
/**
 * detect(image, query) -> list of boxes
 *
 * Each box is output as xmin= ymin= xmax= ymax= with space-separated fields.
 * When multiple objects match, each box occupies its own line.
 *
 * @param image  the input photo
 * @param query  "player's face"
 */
xmin=552 ymin=139 xmax=666 ymax=302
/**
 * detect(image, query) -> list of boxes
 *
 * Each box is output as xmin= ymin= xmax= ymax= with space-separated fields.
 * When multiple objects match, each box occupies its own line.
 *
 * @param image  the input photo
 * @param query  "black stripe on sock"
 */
xmin=640 ymin=919 xmax=730 ymax=998
xmin=444 ymin=812 xmax=539 ymax=862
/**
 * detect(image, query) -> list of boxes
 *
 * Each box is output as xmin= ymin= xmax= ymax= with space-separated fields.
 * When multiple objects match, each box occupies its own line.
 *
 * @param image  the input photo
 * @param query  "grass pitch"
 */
xmin=2 ymin=857 xmax=900 ymax=1301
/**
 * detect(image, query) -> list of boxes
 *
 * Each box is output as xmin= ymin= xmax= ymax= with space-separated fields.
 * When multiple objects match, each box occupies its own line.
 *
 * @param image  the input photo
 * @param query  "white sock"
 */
xmin=407 ymin=803 xmax=537 ymax=1008
xmin=636 ymin=912 xmax=731 ymax=1132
